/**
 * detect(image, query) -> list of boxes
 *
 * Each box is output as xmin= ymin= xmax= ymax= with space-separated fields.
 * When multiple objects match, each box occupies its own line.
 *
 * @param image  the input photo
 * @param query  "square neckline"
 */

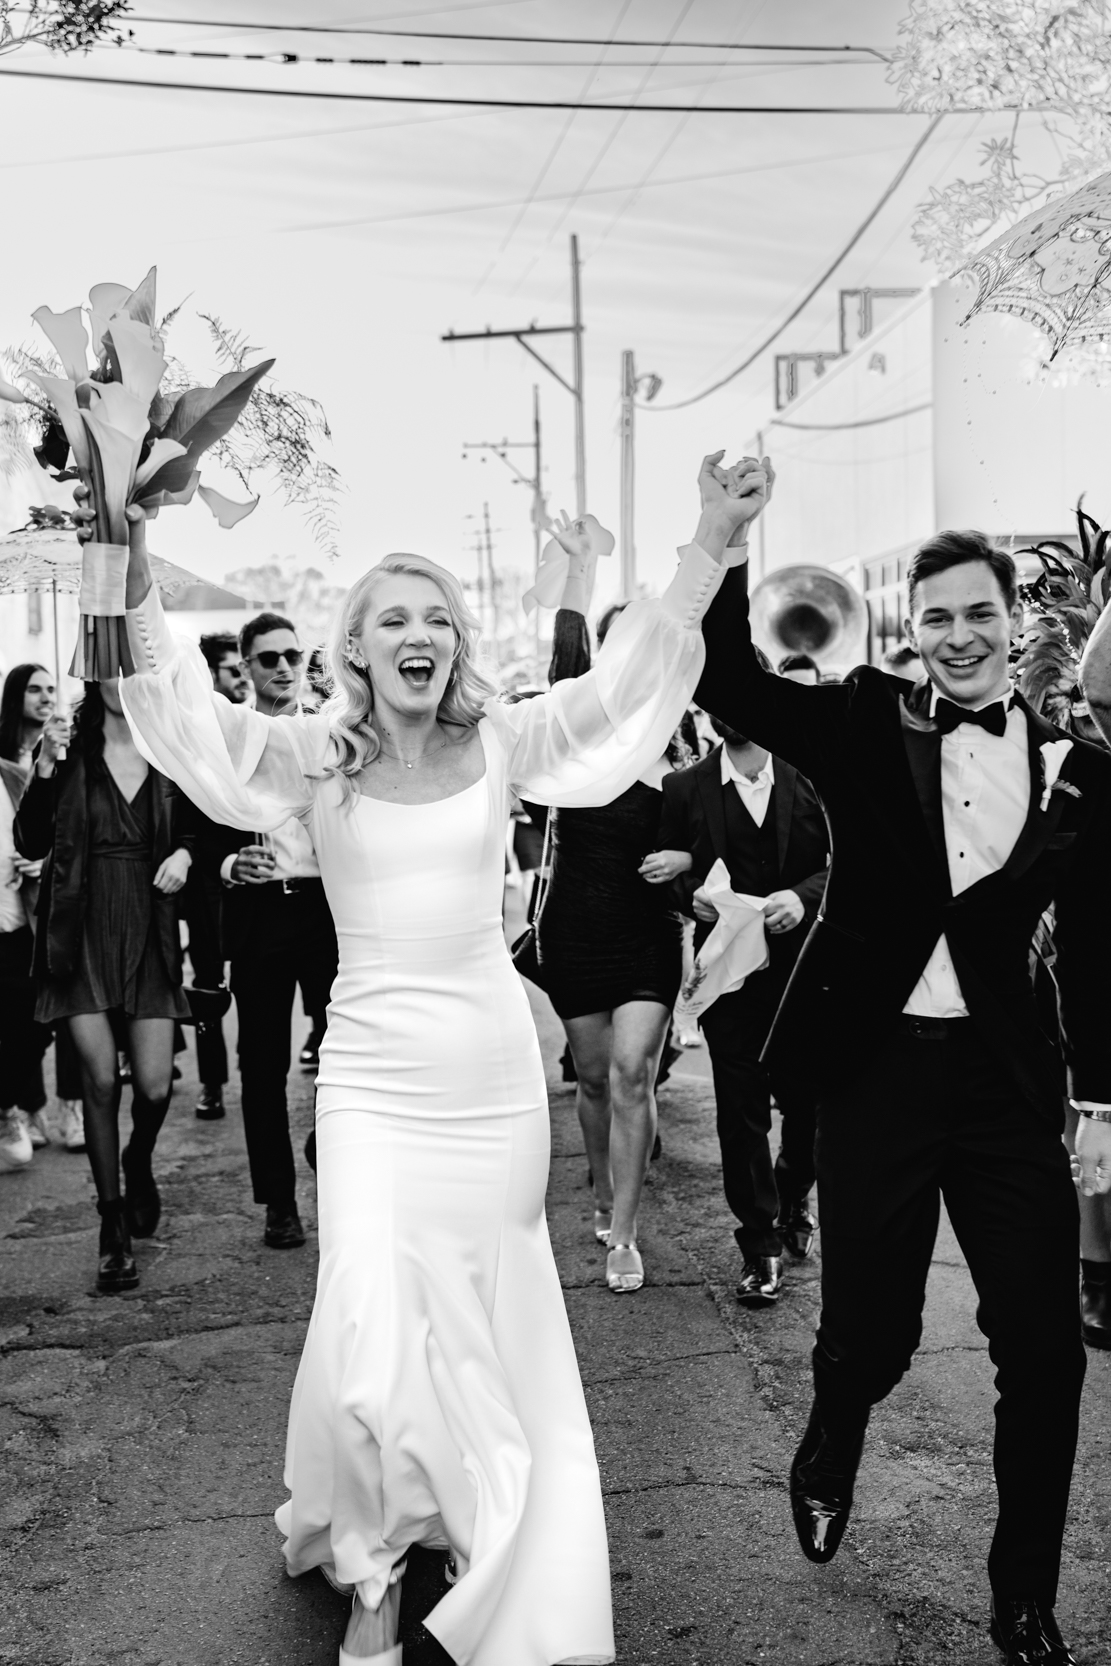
xmin=355 ymin=721 xmax=489 ymax=808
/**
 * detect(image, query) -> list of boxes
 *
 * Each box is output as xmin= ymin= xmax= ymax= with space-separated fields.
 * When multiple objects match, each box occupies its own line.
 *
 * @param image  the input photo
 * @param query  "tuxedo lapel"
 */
xmin=696 ymin=750 xmax=729 ymax=865
xmin=773 ymin=759 xmax=796 ymax=874
xmin=994 ymin=696 xmax=1071 ymax=884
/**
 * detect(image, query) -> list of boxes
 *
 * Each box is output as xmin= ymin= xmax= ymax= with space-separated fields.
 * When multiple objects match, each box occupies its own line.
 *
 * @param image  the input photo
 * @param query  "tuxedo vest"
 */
xmin=723 ymin=782 xmax=779 ymax=897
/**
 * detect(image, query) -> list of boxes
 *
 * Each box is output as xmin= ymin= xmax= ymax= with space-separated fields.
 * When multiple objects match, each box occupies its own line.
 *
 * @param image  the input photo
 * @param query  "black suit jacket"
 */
xmin=693 ymin=562 xmax=1111 ymax=1113
xmin=657 ymin=747 xmax=829 ymax=980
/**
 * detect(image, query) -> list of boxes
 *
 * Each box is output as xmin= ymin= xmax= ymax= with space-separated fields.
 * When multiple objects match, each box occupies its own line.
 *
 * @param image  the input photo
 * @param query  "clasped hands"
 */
xmin=694 ymin=450 xmax=776 ymax=563
xmin=691 ymin=885 xmax=804 ymax=933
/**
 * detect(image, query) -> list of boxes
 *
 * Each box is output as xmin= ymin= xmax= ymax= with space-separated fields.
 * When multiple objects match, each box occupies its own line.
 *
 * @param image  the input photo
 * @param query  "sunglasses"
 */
xmin=247 ymin=649 xmax=304 ymax=670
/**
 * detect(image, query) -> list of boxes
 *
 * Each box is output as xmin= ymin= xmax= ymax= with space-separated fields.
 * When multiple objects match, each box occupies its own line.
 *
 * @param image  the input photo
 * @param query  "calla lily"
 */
xmin=84 ymin=380 xmax=151 ymax=445
xmin=103 ymin=315 xmax=166 ymax=409
xmin=198 ymin=483 xmax=259 ymax=527
xmin=133 ymin=437 xmax=187 ymax=492
xmin=27 ymin=372 xmax=90 ymax=473
xmin=88 ymin=282 xmax=132 ymax=355
xmin=0 ymin=377 xmax=26 ymax=404
xmin=31 ymin=304 xmax=90 ymax=384
xmin=120 ymin=266 xmax=157 ymax=328
xmin=82 ymin=410 xmax=143 ymax=544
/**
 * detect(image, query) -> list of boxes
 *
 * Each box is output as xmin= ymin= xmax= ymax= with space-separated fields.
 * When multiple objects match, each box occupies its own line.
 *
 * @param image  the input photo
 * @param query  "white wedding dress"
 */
xmin=119 ymin=544 xmax=723 ymax=1666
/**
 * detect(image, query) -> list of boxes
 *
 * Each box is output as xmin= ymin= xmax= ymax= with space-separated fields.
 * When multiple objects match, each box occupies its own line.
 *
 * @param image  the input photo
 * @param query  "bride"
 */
xmin=89 ymin=452 xmax=766 ymax=1666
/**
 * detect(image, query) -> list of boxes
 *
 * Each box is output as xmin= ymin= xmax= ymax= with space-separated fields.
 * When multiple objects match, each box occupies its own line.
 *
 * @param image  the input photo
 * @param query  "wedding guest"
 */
xmin=697 ymin=502 xmax=1111 ymax=1666
xmin=104 ymin=453 xmax=761 ymax=1666
xmin=215 ymin=610 xmax=338 ymax=1249
xmin=199 ymin=631 xmax=251 ymax=704
xmin=183 ymin=634 xmax=253 ymax=1120
xmin=650 ymin=707 xmax=829 ymax=1305
xmin=16 ymin=680 xmax=194 ymax=1293
xmin=535 ymin=527 xmax=766 ymax=1297
xmin=777 ymin=652 xmax=820 ymax=685
xmin=0 ymin=664 xmax=56 ymax=1168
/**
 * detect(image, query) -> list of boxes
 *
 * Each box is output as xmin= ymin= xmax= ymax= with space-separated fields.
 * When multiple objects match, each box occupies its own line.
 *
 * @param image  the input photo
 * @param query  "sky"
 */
xmin=0 ymin=0 xmax=1018 ymax=614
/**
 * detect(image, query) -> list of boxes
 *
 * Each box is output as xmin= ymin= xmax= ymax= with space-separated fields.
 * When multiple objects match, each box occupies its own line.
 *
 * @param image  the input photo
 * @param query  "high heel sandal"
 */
xmin=593 ymin=1209 xmax=612 ymax=1244
xmin=606 ymin=1243 xmax=644 ymax=1293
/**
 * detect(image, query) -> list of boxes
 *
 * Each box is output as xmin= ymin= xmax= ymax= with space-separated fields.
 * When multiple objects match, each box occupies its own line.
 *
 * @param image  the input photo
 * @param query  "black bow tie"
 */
xmin=933 ymin=696 xmax=1009 ymax=738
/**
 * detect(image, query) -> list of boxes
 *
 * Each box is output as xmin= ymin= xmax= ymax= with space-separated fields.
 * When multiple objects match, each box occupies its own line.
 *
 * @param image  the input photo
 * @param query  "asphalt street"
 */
xmin=1 ymin=897 xmax=1109 ymax=1666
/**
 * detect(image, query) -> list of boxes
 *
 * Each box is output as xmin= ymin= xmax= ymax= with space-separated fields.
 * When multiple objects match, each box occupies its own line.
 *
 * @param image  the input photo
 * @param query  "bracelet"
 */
xmin=1076 ymin=1105 xmax=1111 ymax=1124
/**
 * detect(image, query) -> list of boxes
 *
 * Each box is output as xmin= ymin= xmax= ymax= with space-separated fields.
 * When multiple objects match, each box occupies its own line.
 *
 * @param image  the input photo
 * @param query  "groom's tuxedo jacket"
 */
xmin=693 ymin=560 xmax=1111 ymax=1115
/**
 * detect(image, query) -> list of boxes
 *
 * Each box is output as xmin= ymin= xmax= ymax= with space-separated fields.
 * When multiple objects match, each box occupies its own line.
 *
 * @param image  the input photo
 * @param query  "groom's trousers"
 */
xmin=813 ymin=1017 xmax=1084 ymax=1604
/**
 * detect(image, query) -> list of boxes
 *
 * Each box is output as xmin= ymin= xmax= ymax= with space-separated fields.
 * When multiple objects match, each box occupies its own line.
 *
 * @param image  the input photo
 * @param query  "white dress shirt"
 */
xmin=220 ymin=703 xmax=321 ymax=886
xmin=903 ymin=689 xmax=1029 ymax=1018
xmin=721 ymin=747 xmax=775 ymax=828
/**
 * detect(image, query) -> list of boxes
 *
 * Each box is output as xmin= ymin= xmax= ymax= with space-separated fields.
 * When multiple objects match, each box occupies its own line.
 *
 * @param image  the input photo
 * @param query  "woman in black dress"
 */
xmin=16 ymin=678 xmax=194 ymax=1292
xmin=537 ymin=602 xmax=693 ymax=1293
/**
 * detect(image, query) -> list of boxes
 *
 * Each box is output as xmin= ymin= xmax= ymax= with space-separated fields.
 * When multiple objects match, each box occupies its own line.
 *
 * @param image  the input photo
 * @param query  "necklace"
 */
xmin=377 ymin=735 xmax=449 ymax=770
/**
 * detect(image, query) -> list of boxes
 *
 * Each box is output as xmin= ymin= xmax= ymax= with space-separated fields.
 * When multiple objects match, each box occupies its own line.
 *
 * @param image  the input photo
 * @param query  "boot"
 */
xmin=121 ymin=1142 xmax=161 ymax=1238
xmin=97 ymin=1200 xmax=139 ymax=1294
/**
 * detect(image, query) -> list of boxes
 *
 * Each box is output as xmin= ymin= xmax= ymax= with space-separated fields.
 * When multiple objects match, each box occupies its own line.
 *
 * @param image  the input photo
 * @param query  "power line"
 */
xmin=772 ymin=401 xmax=932 ymax=431
xmin=121 ymin=44 xmax=880 ymax=68
xmin=0 ymin=65 xmax=931 ymax=112
xmin=641 ymin=115 xmax=944 ymax=412
xmin=124 ymin=15 xmax=891 ymax=56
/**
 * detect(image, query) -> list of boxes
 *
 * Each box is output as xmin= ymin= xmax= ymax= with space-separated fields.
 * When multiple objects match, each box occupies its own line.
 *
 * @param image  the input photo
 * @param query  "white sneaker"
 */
xmin=24 ymin=1109 xmax=50 ymax=1148
xmin=58 ymin=1100 xmax=85 ymax=1152
xmin=0 ymin=1109 xmax=33 ymax=1172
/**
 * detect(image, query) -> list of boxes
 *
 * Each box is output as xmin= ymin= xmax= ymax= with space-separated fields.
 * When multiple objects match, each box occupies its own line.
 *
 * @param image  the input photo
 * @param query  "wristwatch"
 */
xmin=1072 ymin=1102 xmax=1111 ymax=1124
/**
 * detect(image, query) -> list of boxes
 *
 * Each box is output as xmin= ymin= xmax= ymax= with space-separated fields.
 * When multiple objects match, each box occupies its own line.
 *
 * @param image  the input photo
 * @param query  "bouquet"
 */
xmin=2 ymin=267 xmax=272 ymax=679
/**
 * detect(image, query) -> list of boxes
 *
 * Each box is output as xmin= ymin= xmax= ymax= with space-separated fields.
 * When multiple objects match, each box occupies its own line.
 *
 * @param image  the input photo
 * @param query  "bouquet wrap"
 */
xmin=69 ymin=542 xmax=134 ymax=680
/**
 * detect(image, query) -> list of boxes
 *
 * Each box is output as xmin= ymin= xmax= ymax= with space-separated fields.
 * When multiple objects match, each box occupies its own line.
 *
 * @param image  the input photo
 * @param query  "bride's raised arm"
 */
xmin=486 ymin=452 xmax=771 ymax=807
xmin=112 ymin=503 xmax=327 ymax=831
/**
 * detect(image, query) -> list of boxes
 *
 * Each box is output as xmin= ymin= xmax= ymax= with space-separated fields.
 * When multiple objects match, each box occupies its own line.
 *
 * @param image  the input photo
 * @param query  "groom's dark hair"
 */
xmin=908 ymin=530 xmax=1018 ymax=615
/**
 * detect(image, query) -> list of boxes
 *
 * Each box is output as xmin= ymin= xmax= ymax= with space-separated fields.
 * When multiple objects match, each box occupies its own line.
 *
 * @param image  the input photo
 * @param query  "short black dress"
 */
xmin=537 ymin=780 xmax=683 ymax=1021
xmin=36 ymin=771 xmax=190 ymax=1025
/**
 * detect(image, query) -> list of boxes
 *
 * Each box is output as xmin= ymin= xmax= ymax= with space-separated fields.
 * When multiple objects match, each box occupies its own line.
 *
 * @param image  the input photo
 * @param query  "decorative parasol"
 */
xmin=958 ymin=171 xmax=1111 ymax=360
xmin=0 ymin=506 xmax=242 ymax=684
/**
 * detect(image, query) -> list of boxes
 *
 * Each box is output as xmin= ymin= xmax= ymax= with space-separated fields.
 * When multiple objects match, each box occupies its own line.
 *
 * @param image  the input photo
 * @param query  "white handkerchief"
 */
xmin=674 ymin=858 xmax=769 ymax=1023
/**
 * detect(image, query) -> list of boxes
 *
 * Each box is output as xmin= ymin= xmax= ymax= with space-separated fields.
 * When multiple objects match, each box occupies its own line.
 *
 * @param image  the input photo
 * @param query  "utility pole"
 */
xmin=443 ymin=235 xmax=585 ymax=518
xmin=617 ymin=351 xmax=663 ymax=599
xmin=463 ymin=386 xmax=547 ymax=680
xmin=482 ymin=500 xmax=497 ymax=646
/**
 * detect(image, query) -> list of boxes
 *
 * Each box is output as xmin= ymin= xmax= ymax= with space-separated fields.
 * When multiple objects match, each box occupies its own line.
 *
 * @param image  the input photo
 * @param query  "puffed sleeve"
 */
xmin=118 ymin=585 xmax=330 ymax=832
xmin=483 ymin=542 xmax=724 ymax=806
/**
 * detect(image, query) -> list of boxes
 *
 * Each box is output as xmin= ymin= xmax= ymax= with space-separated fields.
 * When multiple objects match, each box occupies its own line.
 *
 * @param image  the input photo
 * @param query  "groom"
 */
xmin=691 ymin=461 xmax=1111 ymax=1666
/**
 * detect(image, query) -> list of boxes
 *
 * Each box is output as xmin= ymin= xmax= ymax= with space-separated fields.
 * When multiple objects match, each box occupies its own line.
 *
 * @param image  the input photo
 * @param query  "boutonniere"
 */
xmin=1039 ymin=739 xmax=1074 ymax=813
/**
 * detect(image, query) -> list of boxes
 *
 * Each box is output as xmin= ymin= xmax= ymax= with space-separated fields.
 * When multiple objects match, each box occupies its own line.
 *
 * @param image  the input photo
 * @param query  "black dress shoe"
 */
xmin=1081 ymin=1272 xmax=1111 ymax=1349
xmin=789 ymin=1402 xmax=863 ymax=1566
xmin=120 ymin=1143 xmax=161 ymax=1238
xmin=195 ymin=1086 xmax=226 ymax=1121
xmin=299 ymin=1028 xmax=323 ymax=1071
xmin=780 ymin=1201 xmax=817 ymax=1259
xmin=737 ymin=1254 xmax=783 ymax=1306
xmin=264 ymin=1203 xmax=306 ymax=1249
xmin=96 ymin=1200 xmax=139 ymax=1294
xmin=989 ymin=1595 xmax=1076 ymax=1664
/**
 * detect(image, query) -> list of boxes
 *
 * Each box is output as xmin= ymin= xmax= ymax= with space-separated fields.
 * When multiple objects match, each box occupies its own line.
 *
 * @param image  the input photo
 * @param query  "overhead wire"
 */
xmin=641 ymin=114 xmax=945 ymax=411
xmin=470 ymin=0 xmax=633 ymax=298
xmin=123 ymin=48 xmax=882 ymax=67
xmin=120 ymin=15 xmax=892 ymax=56
xmin=0 ymin=63 xmax=922 ymax=113
xmin=275 ymin=141 xmax=916 ymax=238
xmin=523 ymin=0 xmax=697 ymax=266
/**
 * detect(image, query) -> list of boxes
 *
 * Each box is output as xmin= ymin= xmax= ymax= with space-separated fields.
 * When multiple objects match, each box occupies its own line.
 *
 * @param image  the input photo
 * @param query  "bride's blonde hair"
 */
xmin=322 ymin=552 xmax=496 ymax=798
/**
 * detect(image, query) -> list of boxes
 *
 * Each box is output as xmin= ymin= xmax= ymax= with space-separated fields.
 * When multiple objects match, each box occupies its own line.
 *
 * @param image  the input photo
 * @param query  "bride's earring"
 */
xmin=346 ymin=640 xmax=368 ymax=672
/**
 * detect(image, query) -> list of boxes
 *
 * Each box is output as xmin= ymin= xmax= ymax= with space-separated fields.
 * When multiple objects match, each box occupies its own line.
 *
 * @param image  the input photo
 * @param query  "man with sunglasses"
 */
xmin=213 ymin=613 xmax=338 ymax=1250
